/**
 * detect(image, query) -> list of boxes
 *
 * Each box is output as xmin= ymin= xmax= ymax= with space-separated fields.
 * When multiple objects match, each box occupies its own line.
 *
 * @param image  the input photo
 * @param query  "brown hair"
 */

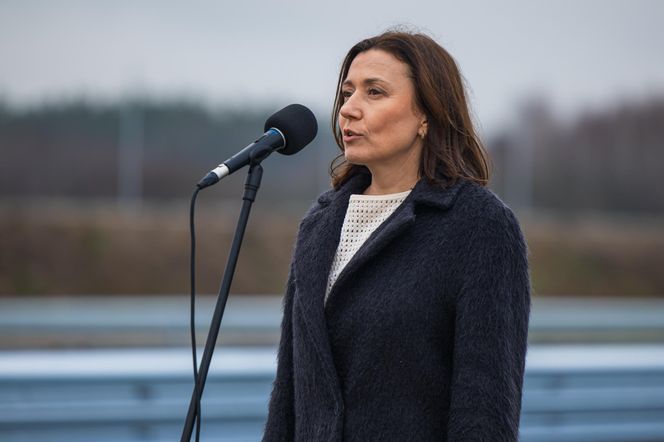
xmin=331 ymin=30 xmax=491 ymax=189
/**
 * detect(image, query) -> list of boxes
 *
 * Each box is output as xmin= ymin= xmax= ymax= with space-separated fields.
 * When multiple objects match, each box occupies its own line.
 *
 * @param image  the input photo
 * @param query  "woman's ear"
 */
xmin=418 ymin=120 xmax=428 ymax=138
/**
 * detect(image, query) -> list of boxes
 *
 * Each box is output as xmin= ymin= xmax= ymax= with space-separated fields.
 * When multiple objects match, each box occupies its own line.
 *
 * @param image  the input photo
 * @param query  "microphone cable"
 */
xmin=189 ymin=187 xmax=202 ymax=442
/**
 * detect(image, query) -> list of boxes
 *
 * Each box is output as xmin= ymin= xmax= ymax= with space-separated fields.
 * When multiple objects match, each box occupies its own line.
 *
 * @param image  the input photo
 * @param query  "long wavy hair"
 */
xmin=331 ymin=31 xmax=490 ymax=189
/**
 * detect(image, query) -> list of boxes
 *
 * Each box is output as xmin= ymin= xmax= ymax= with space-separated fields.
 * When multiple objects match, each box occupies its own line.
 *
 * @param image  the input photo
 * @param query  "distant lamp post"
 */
xmin=117 ymin=103 xmax=144 ymax=209
xmin=506 ymin=97 xmax=552 ymax=212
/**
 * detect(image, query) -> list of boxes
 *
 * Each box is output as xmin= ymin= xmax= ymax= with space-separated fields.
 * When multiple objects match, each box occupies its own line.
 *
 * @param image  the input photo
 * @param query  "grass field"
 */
xmin=1 ymin=199 xmax=663 ymax=297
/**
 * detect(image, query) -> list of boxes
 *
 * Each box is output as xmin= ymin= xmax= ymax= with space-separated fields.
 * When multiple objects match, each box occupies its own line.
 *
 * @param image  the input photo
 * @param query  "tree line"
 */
xmin=1 ymin=96 xmax=662 ymax=214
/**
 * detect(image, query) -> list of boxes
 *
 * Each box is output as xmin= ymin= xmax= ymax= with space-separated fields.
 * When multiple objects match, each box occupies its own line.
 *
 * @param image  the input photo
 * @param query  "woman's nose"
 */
xmin=339 ymin=94 xmax=361 ymax=120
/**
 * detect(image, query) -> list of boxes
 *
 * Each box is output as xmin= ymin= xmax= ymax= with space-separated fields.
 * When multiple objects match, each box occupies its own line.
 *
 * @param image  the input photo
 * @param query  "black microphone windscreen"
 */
xmin=264 ymin=104 xmax=318 ymax=155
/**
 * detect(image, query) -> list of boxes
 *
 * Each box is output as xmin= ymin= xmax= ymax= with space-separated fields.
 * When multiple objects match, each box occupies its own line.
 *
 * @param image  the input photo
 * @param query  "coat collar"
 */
xmin=316 ymin=170 xmax=465 ymax=212
xmin=291 ymin=170 xmax=468 ymax=412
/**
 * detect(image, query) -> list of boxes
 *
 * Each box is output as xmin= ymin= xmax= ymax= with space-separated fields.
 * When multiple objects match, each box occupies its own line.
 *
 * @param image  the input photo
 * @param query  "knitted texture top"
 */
xmin=325 ymin=189 xmax=411 ymax=303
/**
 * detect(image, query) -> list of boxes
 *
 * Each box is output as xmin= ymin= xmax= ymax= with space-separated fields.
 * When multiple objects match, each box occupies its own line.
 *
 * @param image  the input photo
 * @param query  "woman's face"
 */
xmin=339 ymin=49 xmax=426 ymax=175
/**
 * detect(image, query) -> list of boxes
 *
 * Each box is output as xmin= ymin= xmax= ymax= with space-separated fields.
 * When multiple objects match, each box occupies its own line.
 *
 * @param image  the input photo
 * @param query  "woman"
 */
xmin=263 ymin=30 xmax=530 ymax=441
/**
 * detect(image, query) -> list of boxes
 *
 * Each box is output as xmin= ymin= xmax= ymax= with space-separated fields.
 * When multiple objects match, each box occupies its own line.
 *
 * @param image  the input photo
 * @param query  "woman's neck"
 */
xmin=363 ymin=168 xmax=419 ymax=195
xmin=361 ymin=142 xmax=422 ymax=196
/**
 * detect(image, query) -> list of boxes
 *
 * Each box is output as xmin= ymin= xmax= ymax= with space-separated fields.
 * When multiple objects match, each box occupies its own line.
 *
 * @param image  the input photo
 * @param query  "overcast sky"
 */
xmin=1 ymin=0 xmax=663 ymax=134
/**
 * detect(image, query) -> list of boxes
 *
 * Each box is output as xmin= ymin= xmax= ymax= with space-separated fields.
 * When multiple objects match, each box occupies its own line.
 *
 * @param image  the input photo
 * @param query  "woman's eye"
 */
xmin=341 ymin=90 xmax=353 ymax=101
xmin=368 ymin=88 xmax=383 ymax=96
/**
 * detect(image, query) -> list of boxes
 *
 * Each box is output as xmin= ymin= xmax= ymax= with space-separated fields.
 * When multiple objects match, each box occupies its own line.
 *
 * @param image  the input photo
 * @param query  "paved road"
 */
xmin=1 ymin=295 xmax=663 ymax=348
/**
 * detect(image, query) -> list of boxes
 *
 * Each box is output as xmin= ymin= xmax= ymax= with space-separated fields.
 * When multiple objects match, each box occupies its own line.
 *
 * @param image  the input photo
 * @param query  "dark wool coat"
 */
xmin=263 ymin=170 xmax=531 ymax=441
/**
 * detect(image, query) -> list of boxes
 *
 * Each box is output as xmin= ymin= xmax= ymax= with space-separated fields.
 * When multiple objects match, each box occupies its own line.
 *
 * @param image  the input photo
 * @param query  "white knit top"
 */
xmin=325 ymin=189 xmax=411 ymax=303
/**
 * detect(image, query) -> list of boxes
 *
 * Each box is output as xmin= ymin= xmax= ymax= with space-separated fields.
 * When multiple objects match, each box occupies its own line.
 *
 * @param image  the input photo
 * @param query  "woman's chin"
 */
xmin=343 ymin=151 xmax=370 ymax=166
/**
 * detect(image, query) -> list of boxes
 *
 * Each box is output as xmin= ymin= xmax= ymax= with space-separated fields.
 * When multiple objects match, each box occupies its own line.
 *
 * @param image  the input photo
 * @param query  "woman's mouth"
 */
xmin=343 ymin=128 xmax=363 ymax=143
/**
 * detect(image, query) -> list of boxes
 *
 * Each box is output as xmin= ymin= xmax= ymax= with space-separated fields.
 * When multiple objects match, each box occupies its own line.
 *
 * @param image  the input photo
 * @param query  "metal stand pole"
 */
xmin=181 ymin=163 xmax=264 ymax=441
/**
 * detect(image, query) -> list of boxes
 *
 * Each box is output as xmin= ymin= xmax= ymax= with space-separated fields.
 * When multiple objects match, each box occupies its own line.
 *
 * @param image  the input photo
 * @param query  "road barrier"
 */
xmin=1 ymin=345 xmax=664 ymax=441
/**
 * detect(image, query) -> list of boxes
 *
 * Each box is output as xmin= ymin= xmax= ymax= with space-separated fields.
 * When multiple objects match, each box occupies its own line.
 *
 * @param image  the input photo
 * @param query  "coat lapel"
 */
xmin=291 ymin=172 xmax=371 ymax=409
xmin=325 ymin=192 xmax=416 ymax=307
xmin=326 ymin=175 xmax=468 ymax=307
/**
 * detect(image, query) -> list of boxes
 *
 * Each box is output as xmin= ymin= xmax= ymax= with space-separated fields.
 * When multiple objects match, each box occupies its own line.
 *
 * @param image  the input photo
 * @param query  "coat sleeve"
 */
xmin=262 ymin=264 xmax=296 ymax=441
xmin=447 ymin=209 xmax=531 ymax=441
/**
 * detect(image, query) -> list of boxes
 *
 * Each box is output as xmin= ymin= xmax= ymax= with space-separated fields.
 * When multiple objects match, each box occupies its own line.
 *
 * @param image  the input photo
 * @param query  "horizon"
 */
xmin=1 ymin=0 xmax=663 ymax=135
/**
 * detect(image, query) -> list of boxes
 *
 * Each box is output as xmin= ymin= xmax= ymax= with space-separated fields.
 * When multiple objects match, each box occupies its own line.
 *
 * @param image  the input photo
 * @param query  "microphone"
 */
xmin=197 ymin=104 xmax=318 ymax=189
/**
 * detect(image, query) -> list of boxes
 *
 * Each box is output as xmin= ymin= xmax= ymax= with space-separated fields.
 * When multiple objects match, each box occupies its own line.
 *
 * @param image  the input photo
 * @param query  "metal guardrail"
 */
xmin=1 ymin=296 xmax=664 ymax=440
xmin=521 ymin=346 xmax=664 ymax=441
xmin=1 ymin=348 xmax=273 ymax=442
xmin=2 ymin=345 xmax=664 ymax=442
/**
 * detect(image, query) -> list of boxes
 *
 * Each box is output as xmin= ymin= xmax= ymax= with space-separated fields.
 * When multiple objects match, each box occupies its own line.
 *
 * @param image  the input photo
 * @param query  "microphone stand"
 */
xmin=181 ymin=160 xmax=264 ymax=441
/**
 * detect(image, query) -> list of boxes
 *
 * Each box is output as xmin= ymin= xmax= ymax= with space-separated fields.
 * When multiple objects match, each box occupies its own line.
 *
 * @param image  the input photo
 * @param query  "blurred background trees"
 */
xmin=1 ymin=96 xmax=663 ymax=296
